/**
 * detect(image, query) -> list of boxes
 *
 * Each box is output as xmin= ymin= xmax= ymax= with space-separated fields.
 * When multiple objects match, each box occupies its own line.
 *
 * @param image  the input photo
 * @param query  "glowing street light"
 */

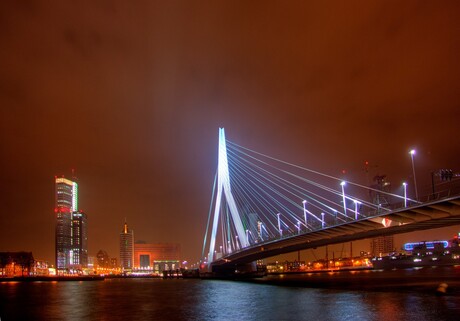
xmin=409 ymin=149 xmax=418 ymax=200
xmin=402 ymin=182 xmax=407 ymax=207
xmin=302 ymin=200 xmax=307 ymax=228
xmin=277 ymin=213 xmax=282 ymax=237
xmin=353 ymin=200 xmax=361 ymax=220
xmin=321 ymin=212 xmax=325 ymax=228
xmin=340 ymin=181 xmax=347 ymax=217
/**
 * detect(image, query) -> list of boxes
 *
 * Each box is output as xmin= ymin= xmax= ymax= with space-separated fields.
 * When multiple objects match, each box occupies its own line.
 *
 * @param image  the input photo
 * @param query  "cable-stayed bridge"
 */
xmin=201 ymin=128 xmax=460 ymax=274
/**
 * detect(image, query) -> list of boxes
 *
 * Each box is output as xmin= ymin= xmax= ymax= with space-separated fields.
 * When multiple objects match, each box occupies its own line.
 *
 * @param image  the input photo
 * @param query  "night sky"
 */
xmin=1 ymin=1 xmax=460 ymax=265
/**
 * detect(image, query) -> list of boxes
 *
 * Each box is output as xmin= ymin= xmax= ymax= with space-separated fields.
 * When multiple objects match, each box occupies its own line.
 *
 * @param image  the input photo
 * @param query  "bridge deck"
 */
xmin=213 ymin=195 xmax=460 ymax=267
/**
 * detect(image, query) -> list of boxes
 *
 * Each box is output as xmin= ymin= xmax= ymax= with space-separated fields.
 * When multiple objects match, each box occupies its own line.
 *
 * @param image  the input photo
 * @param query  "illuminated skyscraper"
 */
xmin=55 ymin=177 xmax=78 ymax=211
xmin=70 ymin=210 xmax=88 ymax=268
xmin=55 ymin=208 xmax=72 ymax=269
xmin=55 ymin=176 xmax=87 ymax=271
xmin=120 ymin=221 xmax=134 ymax=270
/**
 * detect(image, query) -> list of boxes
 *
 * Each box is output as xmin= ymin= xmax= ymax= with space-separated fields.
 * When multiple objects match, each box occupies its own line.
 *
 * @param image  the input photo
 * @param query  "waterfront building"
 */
xmin=0 ymin=252 xmax=34 ymax=277
xmin=54 ymin=175 xmax=88 ymax=272
xmin=87 ymin=256 xmax=95 ymax=271
xmin=370 ymin=235 xmax=394 ymax=256
xmin=96 ymin=250 xmax=110 ymax=268
xmin=32 ymin=259 xmax=49 ymax=276
xmin=55 ymin=208 xmax=72 ymax=269
xmin=134 ymin=241 xmax=181 ymax=273
xmin=120 ymin=221 xmax=134 ymax=270
xmin=70 ymin=211 xmax=88 ymax=269
xmin=110 ymin=257 xmax=118 ymax=269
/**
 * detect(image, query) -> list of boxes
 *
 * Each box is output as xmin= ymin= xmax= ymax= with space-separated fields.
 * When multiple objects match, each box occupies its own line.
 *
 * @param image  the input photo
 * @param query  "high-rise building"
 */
xmin=120 ymin=221 xmax=134 ymax=270
xmin=55 ymin=208 xmax=72 ymax=269
xmin=70 ymin=210 xmax=88 ymax=268
xmin=55 ymin=177 xmax=78 ymax=211
xmin=54 ymin=175 xmax=87 ymax=271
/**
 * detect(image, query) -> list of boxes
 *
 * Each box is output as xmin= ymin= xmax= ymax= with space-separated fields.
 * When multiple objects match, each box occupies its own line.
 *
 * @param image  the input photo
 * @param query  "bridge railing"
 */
xmin=220 ymin=180 xmax=460 ymax=259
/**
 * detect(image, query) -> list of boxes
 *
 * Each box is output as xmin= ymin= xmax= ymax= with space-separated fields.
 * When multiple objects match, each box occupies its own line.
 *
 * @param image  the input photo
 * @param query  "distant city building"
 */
xmin=0 ymin=252 xmax=34 ymax=277
xmin=134 ymin=241 xmax=181 ymax=272
xmin=87 ymin=256 xmax=95 ymax=270
xmin=120 ymin=221 xmax=134 ymax=270
xmin=96 ymin=250 xmax=110 ymax=268
xmin=110 ymin=257 xmax=118 ymax=269
xmin=54 ymin=175 xmax=88 ymax=272
xmin=32 ymin=259 xmax=49 ymax=276
xmin=370 ymin=235 xmax=394 ymax=256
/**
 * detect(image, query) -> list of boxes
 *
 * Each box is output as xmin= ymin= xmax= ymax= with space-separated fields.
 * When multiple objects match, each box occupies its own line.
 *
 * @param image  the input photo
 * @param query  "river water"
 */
xmin=1 ymin=269 xmax=460 ymax=320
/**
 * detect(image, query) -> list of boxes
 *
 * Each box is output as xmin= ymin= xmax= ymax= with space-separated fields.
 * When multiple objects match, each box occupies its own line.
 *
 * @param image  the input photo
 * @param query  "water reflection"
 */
xmin=1 ymin=277 xmax=459 ymax=321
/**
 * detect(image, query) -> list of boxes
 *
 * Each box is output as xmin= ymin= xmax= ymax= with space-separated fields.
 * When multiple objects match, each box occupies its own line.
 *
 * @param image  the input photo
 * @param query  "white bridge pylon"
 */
xmin=208 ymin=128 xmax=249 ymax=264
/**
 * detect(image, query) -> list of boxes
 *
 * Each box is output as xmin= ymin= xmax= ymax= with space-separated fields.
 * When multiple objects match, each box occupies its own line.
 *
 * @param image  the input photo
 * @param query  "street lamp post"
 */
xmin=353 ymin=200 xmax=361 ymax=220
xmin=260 ymin=222 xmax=264 ymax=242
xmin=402 ymin=182 xmax=407 ymax=207
xmin=409 ymin=149 xmax=418 ymax=200
xmin=277 ymin=213 xmax=282 ymax=238
xmin=302 ymin=200 xmax=307 ymax=229
xmin=341 ymin=181 xmax=347 ymax=217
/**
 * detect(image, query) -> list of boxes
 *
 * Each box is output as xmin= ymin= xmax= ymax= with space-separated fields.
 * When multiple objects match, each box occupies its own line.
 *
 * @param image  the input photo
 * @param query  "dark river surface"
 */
xmin=1 ymin=267 xmax=460 ymax=320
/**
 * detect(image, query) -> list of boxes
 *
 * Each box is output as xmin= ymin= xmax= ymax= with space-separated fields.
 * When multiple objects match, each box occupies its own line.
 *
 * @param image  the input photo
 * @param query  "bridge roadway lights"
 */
xmin=214 ymin=195 xmax=460 ymax=266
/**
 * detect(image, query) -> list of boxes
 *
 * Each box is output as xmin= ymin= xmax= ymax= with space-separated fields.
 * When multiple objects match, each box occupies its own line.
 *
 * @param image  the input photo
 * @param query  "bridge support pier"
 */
xmin=201 ymin=261 xmax=265 ymax=279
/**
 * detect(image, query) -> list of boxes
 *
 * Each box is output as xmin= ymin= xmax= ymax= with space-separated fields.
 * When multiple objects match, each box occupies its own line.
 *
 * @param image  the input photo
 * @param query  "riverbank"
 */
xmin=248 ymin=266 xmax=460 ymax=294
xmin=0 ymin=275 xmax=105 ymax=282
